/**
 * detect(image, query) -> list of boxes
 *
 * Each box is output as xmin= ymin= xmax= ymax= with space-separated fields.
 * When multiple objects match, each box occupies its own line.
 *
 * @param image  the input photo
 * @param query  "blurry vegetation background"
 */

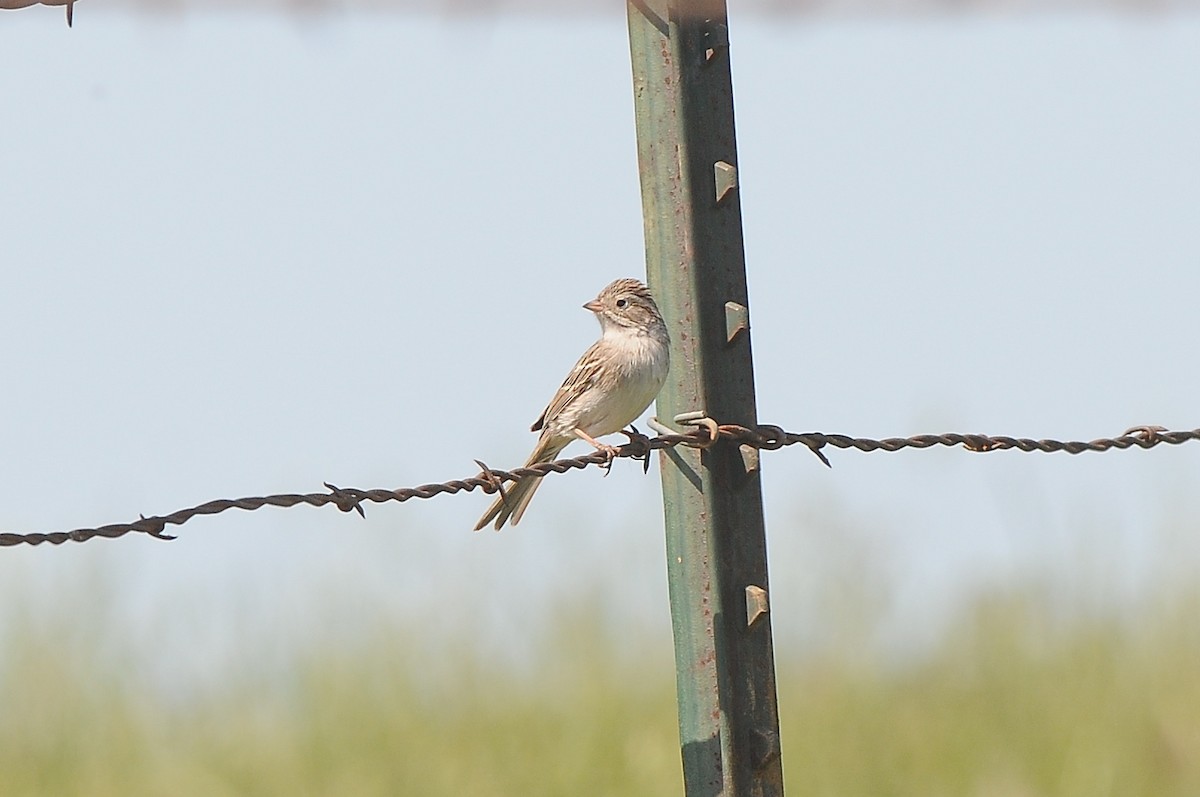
xmin=4 ymin=566 xmax=1200 ymax=794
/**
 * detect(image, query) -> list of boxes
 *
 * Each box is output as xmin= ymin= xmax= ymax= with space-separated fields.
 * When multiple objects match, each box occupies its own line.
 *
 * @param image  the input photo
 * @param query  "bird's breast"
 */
xmin=560 ymin=330 xmax=669 ymax=439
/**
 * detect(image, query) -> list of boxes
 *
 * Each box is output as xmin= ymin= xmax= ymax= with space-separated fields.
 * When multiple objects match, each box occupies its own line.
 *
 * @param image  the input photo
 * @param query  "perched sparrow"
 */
xmin=475 ymin=278 xmax=670 ymax=531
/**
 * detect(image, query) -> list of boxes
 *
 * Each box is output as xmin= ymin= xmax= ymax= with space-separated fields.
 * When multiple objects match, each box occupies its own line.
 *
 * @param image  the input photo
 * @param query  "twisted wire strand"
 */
xmin=2 ymin=423 xmax=1195 ymax=547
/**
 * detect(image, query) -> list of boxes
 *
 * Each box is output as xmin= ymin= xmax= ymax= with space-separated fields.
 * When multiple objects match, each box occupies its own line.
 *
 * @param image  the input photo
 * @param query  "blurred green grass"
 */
xmin=2 ymin=592 xmax=1199 ymax=796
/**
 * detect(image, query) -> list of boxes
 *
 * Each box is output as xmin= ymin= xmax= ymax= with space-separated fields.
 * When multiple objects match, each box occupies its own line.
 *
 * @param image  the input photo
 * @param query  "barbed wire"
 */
xmin=2 ymin=421 xmax=1196 ymax=547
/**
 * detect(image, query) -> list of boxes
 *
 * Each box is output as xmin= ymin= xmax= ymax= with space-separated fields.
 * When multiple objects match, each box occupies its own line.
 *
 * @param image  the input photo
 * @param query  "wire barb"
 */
xmin=135 ymin=513 xmax=176 ymax=540
xmin=473 ymin=459 xmax=509 ymax=503
xmin=3 ymin=422 xmax=1198 ymax=547
xmin=324 ymin=482 xmax=367 ymax=518
xmin=620 ymin=425 xmax=654 ymax=474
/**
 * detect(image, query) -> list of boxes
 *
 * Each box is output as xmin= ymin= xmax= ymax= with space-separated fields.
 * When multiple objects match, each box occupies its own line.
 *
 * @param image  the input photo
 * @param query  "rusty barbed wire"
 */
xmin=2 ymin=421 xmax=1197 ymax=547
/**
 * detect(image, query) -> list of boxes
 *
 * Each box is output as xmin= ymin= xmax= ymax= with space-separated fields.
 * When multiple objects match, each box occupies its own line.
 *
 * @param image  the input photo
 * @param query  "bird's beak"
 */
xmin=583 ymin=299 xmax=603 ymax=313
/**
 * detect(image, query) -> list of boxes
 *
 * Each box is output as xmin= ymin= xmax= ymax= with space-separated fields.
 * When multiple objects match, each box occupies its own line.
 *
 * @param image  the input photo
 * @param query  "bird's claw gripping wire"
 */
xmin=596 ymin=444 xmax=622 ymax=476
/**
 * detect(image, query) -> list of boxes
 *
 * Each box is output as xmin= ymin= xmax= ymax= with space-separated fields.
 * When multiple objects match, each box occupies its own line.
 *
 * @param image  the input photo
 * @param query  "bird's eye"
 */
xmin=616 ymin=298 xmax=628 ymax=308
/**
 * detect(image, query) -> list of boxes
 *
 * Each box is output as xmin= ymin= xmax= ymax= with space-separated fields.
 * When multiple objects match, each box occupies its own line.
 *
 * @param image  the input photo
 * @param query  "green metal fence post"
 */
xmin=626 ymin=2 xmax=785 ymax=795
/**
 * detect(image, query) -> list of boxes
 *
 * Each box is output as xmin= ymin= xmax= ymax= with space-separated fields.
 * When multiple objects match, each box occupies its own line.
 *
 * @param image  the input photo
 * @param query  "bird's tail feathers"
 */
xmin=473 ymin=437 xmax=569 ymax=531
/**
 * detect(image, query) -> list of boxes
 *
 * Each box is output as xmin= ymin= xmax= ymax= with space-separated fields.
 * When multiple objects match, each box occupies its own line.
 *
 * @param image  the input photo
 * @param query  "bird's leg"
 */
xmin=573 ymin=428 xmax=621 ymax=475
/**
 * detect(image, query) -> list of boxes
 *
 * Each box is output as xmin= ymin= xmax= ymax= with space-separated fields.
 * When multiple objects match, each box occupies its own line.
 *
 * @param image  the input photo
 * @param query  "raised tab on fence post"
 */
xmin=626 ymin=2 xmax=785 ymax=795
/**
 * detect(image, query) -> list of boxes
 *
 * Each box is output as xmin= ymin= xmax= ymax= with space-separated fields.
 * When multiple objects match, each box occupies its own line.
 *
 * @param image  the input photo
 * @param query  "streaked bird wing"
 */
xmin=530 ymin=340 xmax=604 ymax=432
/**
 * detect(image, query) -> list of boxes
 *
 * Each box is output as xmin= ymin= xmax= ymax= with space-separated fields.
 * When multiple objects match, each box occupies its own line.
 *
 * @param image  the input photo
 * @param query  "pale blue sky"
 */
xmin=2 ymin=9 xmax=1198 ymax=689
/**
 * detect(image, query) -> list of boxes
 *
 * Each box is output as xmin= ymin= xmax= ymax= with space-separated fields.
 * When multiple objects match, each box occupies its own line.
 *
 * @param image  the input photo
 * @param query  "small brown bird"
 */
xmin=475 ymin=278 xmax=670 ymax=531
